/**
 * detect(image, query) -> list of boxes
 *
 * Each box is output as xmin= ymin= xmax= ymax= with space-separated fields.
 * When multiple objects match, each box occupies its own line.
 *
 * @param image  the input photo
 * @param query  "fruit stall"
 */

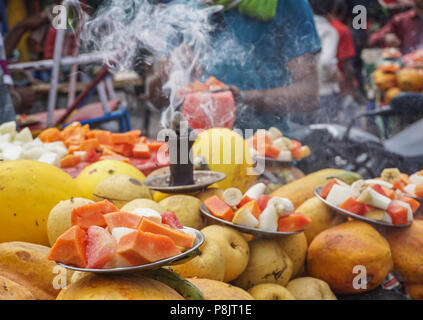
xmin=0 ymin=116 xmax=422 ymax=302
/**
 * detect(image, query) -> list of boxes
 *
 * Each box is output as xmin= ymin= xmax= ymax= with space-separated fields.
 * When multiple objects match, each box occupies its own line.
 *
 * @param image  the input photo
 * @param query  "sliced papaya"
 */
xmin=277 ymin=212 xmax=311 ymax=233
xmin=117 ymin=230 xmax=181 ymax=265
xmin=138 ymin=218 xmax=195 ymax=248
xmin=240 ymin=200 xmax=261 ymax=219
xmin=38 ymin=128 xmax=64 ymax=143
xmin=204 ymin=195 xmax=234 ymax=221
xmin=60 ymin=154 xmax=81 ymax=168
xmin=399 ymin=196 xmax=420 ymax=214
xmin=104 ymin=212 xmax=143 ymax=230
xmin=111 ymin=133 xmax=138 ymax=145
xmin=47 ymin=225 xmax=87 ymax=268
xmin=71 ymin=200 xmax=119 ymax=229
xmin=339 ymin=197 xmax=366 ymax=216
xmin=133 ymin=143 xmax=151 ymax=158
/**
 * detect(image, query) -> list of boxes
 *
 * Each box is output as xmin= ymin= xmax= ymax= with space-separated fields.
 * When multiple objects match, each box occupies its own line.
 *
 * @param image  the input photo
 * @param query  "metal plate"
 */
xmin=143 ymin=171 xmax=226 ymax=194
xmin=314 ymin=187 xmax=412 ymax=228
xmin=58 ymin=227 xmax=204 ymax=275
xmin=200 ymin=205 xmax=304 ymax=238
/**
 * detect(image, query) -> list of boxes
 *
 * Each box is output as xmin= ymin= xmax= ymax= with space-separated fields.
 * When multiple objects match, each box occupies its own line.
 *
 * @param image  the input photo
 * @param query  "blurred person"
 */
xmin=147 ymin=0 xmax=322 ymax=134
xmin=368 ymin=0 xmax=423 ymax=54
xmin=0 ymin=33 xmax=16 ymax=124
xmin=307 ymin=0 xmax=342 ymax=123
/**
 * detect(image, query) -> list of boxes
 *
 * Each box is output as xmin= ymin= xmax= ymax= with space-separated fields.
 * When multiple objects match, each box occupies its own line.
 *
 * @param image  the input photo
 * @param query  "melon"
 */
xmin=160 ymin=211 xmax=183 ymax=229
xmin=75 ymin=160 xmax=146 ymax=199
xmin=117 ymin=230 xmax=181 ymax=265
xmin=0 ymin=160 xmax=82 ymax=245
xmin=182 ymin=91 xmax=235 ymax=130
xmin=85 ymin=226 xmax=117 ymax=269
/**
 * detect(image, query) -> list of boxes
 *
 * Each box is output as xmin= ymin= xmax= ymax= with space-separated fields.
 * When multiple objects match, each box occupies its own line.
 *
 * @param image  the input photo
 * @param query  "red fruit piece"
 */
xmin=387 ymin=202 xmax=409 ymax=226
xmin=277 ymin=212 xmax=311 ymax=233
xmin=161 ymin=211 xmax=183 ymax=229
xmin=371 ymin=184 xmax=388 ymax=197
xmin=86 ymin=226 xmax=117 ymax=269
xmin=257 ymin=195 xmax=272 ymax=212
xmin=339 ymin=197 xmax=366 ymax=216
xmin=48 ymin=225 xmax=87 ymax=268
xmin=237 ymin=195 xmax=252 ymax=209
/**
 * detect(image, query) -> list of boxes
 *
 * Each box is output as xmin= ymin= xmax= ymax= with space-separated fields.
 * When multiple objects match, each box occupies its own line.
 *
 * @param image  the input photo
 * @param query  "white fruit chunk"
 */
xmin=232 ymin=207 xmax=259 ymax=228
xmin=0 ymin=133 xmax=11 ymax=142
xmin=0 ymin=121 xmax=16 ymax=135
xmin=73 ymin=151 xmax=87 ymax=161
xmin=409 ymin=174 xmax=423 ymax=185
xmin=111 ymin=227 xmax=136 ymax=244
xmin=351 ymin=180 xmax=369 ymax=198
xmin=131 ymin=208 xmax=162 ymax=223
xmin=404 ymin=184 xmax=417 ymax=196
xmin=268 ymin=197 xmax=294 ymax=216
xmin=22 ymin=147 xmax=45 ymax=160
xmin=14 ymin=127 xmax=33 ymax=143
xmin=222 ymin=188 xmax=243 ymax=207
xmin=2 ymin=145 xmax=22 ymax=161
xmin=272 ymin=137 xmax=293 ymax=151
xmin=267 ymin=127 xmax=283 ymax=140
xmin=38 ymin=152 xmax=60 ymax=166
xmin=357 ymin=187 xmax=392 ymax=210
xmin=326 ymin=184 xmax=355 ymax=207
xmin=258 ymin=204 xmax=279 ymax=232
xmin=365 ymin=179 xmax=393 ymax=189
xmin=182 ymin=228 xmax=197 ymax=238
xmin=244 ymin=183 xmax=266 ymax=200
xmin=382 ymin=212 xmax=393 ymax=224
xmin=277 ymin=150 xmax=293 ymax=162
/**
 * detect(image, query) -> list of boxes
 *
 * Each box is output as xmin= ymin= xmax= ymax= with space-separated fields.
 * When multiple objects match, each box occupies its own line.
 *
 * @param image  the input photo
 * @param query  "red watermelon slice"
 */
xmin=85 ymin=226 xmax=117 ymax=269
xmin=182 ymin=91 xmax=235 ymax=130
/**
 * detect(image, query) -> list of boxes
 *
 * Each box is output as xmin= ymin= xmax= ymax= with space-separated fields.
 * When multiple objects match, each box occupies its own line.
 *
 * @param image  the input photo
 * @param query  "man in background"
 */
xmin=368 ymin=0 xmax=423 ymax=54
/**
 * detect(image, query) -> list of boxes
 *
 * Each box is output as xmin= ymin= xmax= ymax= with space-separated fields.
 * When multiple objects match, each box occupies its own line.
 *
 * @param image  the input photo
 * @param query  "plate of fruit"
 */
xmin=314 ymin=168 xmax=422 ymax=228
xmin=200 ymin=183 xmax=311 ymax=238
xmin=247 ymin=128 xmax=311 ymax=164
xmin=48 ymin=200 xmax=204 ymax=274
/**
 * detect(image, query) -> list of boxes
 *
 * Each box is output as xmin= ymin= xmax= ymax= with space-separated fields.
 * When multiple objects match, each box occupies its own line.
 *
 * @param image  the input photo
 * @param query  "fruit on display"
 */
xmin=0 ymin=160 xmax=82 ymax=245
xmin=405 ymin=283 xmax=423 ymax=300
xmin=248 ymin=283 xmax=295 ymax=300
xmin=0 ymin=275 xmax=36 ymax=300
xmin=385 ymin=220 xmax=423 ymax=284
xmin=0 ymin=242 xmax=73 ymax=300
xmin=396 ymin=68 xmax=423 ymax=92
xmin=159 ymin=195 xmax=205 ymax=230
xmin=48 ymin=200 xmax=195 ymax=269
xmin=373 ymin=68 xmax=398 ymax=91
xmin=0 ymin=122 xmax=68 ymax=166
xmin=187 ymin=278 xmax=254 ymax=300
xmin=247 ymin=128 xmax=311 ymax=161
xmin=385 ymin=87 xmax=401 ymax=104
xmin=278 ymin=233 xmax=308 ymax=278
xmin=286 ymin=277 xmax=337 ymax=300
xmin=121 ymin=198 xmax=166 ymax=214
xmin=192 ymin=128 xmax=257 ymax=193
xmin=92 ymin=174 xmax=152 ymax=208
xmin=232 ymin=238 xmax=293 ymax=290
xmin=47 ymin=198 xmax=95 ymax=246
xmin=271 ymin=169 xmax=362 ymax=209
xmin=307 ymin=221 xmax=393 ymax=294
xmin=318 ymin=170 xmax=422 ymax=226
xmin=56 ymin=273 xmax=184 ymax=300
xmin=181 ymin=77 xmax=236 ymax=130
xmin=75 ymin=159 xmax=146 ymax=199
xmin=203 ymin=184 xmax=311 ymax=233
xmin=170 ymin=237 xmax=226 ymax=281
xmin=201 ymin=225 xmax=249 ymax=282
xmin=296 ymin=196 xmax=346 ymax=244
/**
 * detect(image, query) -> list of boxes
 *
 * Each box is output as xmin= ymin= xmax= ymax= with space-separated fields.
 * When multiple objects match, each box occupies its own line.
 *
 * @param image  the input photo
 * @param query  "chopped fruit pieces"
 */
xmin=204 ymin=195 xmax=234 ymax=221
xmin=48 ymin=225 xmax=87 ymax=268
xmin=132 ymin=143 xmax=151 ymax=158
xmin=399 ymin=196 xmax=420 ymax=214
xmin=339 ymin=197 xmax=366 ymax=216
xmin=160 ymin=212 xmax=183 ymax=229
xmin=85 ymin=226 xmax=117 ymax=269
xmin=104 ymin=212 xmax=143 ymax=230
xmin=60 ymin=154 xmax=81 ymax=168
xmin=387 ymin=202 xmax=409 ymax=226
xmin=277 ymin=213 xmax=311 ymax=233
xmin=319 ymin=179 xmax=340 ymax=199
xmin=416 ymin=184 xmax=423 ymax=198
xmin=239 ymin=200 xmax=261 ymax=219
xmin=257 ymin=194 xmax=272 ymax=211
xmin=71 ymin=200 xmax=119 ymax=229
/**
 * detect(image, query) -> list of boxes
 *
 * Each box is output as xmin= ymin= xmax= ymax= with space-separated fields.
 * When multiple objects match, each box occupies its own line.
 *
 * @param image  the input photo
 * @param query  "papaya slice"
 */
xmin=79 ymin=138 xmax=100 ymax=151
xmin=399 ymin=196 xmax=420 ymax=214
xmin=160 ymin=211 xmax=183 ymax=229
xmin=71 ymin=200 xmax=119 ymax=229
xmin=60 ymin=154 xmax=81 ymax=168
xmin=111 ymin=133 xmax=138 ymax=145
xmin=204 ymin=195 xmax=234 ymax=221
xmin=111 ymin=143 xmax=133 ymax=157
xmin=48 ymin=225 xmax=87 ymax=268
xmin=104 ymin=212 xmax=143 ymax=230
xmin=138 ymin=218 xmax=195 ymax=248
xmin=237 ymin=195 xmax=253 ymax=209
xmin=117 ymin=231 xmax=181 ymax=265
xmin=133 ymin=143 xmax=151 ymax=158
xmin=290 ymin=140 xmax=303 ymax=159
xmin=416 ymin=184 xmax=423 ymax=198
xmin=319 ymin=179 xmax=340 ymax=199
xmin=277 ymin=212 xmax=311 ymax=233
xmin=85 ymin=226 xmax=117 ymax=269
xmin=387 ymin=202 xmax=409 ymax=225
xmin=89 ymin=130 xmax=112 ymax=145
xmin=257 ymin=144 xmax=280 ymax=159
xmin=38 ymin=128 xmax=64 ymax=143
xmin=257 ymin=194 xmax=272 ymax=211
xmin=339 ymin=197 xmax=366 ymax=216
xmin=146 ymin=141 xmax=166 ymax=152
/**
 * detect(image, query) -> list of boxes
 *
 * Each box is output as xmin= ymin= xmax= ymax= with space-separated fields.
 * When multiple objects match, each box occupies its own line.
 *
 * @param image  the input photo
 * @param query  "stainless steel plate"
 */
xmin=314 ymin=187 xmax=412 ymax=228
xmin=143 ymin=170 xmax=226 ymax=194
xmin=200 ymin=205 xmax=304 ymax=238
xmin=58 ymin=227 xmax=204 ymax=275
